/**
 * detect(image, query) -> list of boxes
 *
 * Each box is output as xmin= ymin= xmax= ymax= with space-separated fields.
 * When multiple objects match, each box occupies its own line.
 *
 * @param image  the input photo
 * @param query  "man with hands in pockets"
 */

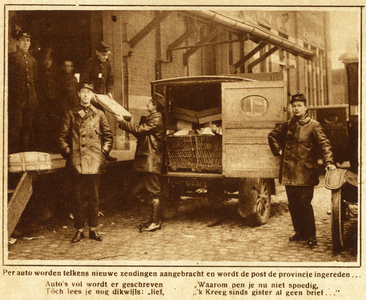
xmin=59 ymin=81 xmax=113 ymax=243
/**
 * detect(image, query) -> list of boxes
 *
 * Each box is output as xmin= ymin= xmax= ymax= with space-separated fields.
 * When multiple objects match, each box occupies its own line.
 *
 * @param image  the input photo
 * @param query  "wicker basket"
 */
xmin=165 ymin=136 xmax=196 ymax=171
xmin=166 ymin=135 xmax=222 ymax=173
xmin=195 ymin=135 xmax=222 ymax=172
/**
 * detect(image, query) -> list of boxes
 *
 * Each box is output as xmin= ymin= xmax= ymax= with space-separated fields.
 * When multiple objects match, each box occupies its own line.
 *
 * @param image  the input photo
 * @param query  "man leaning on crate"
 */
xmin=58 ymin=81 xmax=113 ymax=243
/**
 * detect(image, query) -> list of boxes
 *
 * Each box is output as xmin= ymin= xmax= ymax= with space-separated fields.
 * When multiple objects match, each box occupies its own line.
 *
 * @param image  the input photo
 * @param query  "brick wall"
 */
xmin=103 ymin=10 xmax=329 ymax=149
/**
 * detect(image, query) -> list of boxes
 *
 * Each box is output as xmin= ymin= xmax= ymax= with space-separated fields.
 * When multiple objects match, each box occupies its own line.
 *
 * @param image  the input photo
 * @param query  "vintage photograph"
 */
xmin=4 ymin=6 xmax=360 ymax=265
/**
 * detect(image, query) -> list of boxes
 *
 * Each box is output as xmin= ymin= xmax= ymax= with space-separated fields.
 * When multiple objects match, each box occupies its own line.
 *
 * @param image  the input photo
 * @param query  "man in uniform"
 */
xmin=80 ymin=41 xmax=114 ymax=98
xmin=268 ymin=94 xmax=336 ymax=246
xmin=59 ymin=81 xmax=114 ymax=243
xmin=114 ymin=96 xmax=165 ymax=232
xmin=80 ymin=41 xmax=116 ymax=161
xmin=8 ymin=30 xmax=38 ymax=154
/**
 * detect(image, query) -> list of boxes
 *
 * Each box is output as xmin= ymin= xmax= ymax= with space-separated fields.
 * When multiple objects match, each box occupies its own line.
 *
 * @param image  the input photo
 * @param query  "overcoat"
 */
xmin=268 ymin=115 xmax=334 ymax=186
xmin=8 ymin=49 xmax=38 ymax=109
xmin=59 ymin=105 xmax=114 ymax=174
xmin=80 ymin=57 xmax=114 ymax=95
xmin=118 ymin=112 xmax=164 ymax=174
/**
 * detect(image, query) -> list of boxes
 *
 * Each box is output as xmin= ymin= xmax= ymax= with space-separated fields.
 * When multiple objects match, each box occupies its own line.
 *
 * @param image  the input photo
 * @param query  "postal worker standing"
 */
xmin=59 ymin=81 xmax=113 ymax=243
xmin=80 ymin=41 xmax=114 ymax=98
xmin=8 ymin=30 xmax=38 ymax=154
xmin=80 ymin=41 xmax=117 ymax=162
xmin=268 ymin=94 xmax=336 ymax=246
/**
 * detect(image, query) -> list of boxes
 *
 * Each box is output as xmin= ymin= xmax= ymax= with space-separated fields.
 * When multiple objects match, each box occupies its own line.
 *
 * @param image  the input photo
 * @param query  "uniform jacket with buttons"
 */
xmin=268 ymin=114 xmax=334 ymax=186
xmin=59 ymin=104 xmax=114 ymax=174
xmin=118 ymin=112 xmax=164 ymax=174
xmin=80 ymin=57 xmax=114 ymax=95
xmin=8 ymin=49 xmax=38 ymax=109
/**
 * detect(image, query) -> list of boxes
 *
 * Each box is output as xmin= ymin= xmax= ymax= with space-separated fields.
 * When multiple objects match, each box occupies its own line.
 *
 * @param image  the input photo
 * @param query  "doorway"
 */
xmin=9 ymin=10 xmax=103 ymax=72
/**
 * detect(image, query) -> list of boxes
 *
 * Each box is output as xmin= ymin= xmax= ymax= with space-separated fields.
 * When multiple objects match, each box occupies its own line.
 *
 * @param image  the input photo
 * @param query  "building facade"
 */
xmin=8 ymin=9 xmax=334 ymax=150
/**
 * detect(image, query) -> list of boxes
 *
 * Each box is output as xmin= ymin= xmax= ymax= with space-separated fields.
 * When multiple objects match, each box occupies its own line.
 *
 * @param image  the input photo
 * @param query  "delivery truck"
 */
xmin=151 ymin=75 xmax=288 ymax=225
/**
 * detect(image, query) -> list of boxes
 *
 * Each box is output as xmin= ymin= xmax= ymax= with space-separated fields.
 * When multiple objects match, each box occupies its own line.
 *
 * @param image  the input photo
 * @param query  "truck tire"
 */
xmin=238 ymin=178 xmax=271 ymax=226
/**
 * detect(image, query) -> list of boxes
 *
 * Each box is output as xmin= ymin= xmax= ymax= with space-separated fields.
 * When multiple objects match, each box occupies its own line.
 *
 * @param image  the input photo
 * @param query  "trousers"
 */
xmin=73 ymin=174 xmax=101 ymax=229
xmin=140 ymin=172 xmax=161 ymax=200
xmin=285 ymin=185 xmax=316 ymax=238
xmin=8 ymin=106 xmax=34 ymax=154
xmin=139 ymin=172 xmax=161 ymax=224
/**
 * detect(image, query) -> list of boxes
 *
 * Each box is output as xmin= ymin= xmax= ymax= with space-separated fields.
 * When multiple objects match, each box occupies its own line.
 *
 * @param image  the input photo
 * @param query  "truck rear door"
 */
xmin=221 ymin=81 xmax=287 ymax=178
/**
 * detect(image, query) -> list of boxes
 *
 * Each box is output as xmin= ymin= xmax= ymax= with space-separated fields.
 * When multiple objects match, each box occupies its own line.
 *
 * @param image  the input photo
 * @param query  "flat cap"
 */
xmin=96 ymin=41 xmax=111 ymax=53
xmin=290 ymin=93 xmax=307 ymax=104
xmin=153 ymin=93 xmax=166 ymax=108
xmin=79 ymin=81 xmax=94 ymax=91
xmin=16 ymin=30 xmax=32 ymax=39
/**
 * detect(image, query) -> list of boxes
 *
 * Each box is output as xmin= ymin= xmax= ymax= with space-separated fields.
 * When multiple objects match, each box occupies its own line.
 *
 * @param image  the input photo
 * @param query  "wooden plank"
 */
xmin=165 ymin=172 xmax=224 ymax=178
xmin=128 ymin=11 xmax=171 ymax=48
xmin=225 ymin=169 xmax=279 ymax=178
xmin=172 ymin=107 xmax=196 ymax=118
xmin=225 ymin=121 xmax=278 ymax=129
xmin=233 ymin=72 xmax=284 ymax=82
xmin=198 ymin=113 xmax=222 ymax=124
xmin=225 ymin=128 xmax=271 ymax=139
xmin=172 ymin=113 xmax=198 ymax=123
xmin=247 ymin=46 xmax=279 ymax=72
xmin=8 ymin=172 xmax=33 ymax=237
xmin=223 ymin=144 xmax=280 ymax=178
xmin=168 ymin=30 xmax=197 ymax=50
xmin=172 ymin=107 xmax=222 ymax=123
xmin=233 ymin=42 xmax=267 ymax=69
xmin=196 ymin=106 xmax=221 ymax=118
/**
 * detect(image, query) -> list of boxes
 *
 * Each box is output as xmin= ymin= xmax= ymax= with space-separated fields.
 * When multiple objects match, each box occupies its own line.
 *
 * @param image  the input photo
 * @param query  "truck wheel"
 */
xmin=331 ymin=188 xmax=345 ymax=252
xmin=238 ymin=178 xmax=271 ymax=225
xmin=253 ymin=179 xmax=272 ymax=226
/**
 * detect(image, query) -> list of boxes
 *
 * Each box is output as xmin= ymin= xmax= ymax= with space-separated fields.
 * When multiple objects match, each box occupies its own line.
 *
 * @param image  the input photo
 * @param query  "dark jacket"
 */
xmin=268 ymin=114 xmax=334 ymax=186
xmin=80 ymin=57 xmax=114 ymax=95
xmin=58 ymin=73 xmax=79 ymax=113
xmin=8 ymin=49 xmax=38 ymax=109
xmin=59 ymin=104 xmax=114 ymax=174
xmin=118 ymin=112 xmax=164 ymax=174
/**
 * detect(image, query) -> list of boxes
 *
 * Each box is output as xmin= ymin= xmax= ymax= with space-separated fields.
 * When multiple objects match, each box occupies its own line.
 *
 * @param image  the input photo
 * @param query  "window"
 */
xmin=241 ymin=95 xmax=269 ymax=116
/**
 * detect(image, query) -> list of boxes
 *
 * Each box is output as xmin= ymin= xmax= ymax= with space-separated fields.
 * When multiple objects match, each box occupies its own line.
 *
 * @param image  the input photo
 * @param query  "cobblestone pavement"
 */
xmin=7 ymin=177 xmax=358 ymax=264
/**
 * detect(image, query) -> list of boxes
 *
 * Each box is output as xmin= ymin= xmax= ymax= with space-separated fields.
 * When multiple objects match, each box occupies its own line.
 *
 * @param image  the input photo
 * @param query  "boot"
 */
xmin=139 ymin=219 xmax=152 ymax=232
xmin=144 ymin=222 xmax=161 ymax=232
xmin=143 ymin=198 xmax=162 ymax=232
